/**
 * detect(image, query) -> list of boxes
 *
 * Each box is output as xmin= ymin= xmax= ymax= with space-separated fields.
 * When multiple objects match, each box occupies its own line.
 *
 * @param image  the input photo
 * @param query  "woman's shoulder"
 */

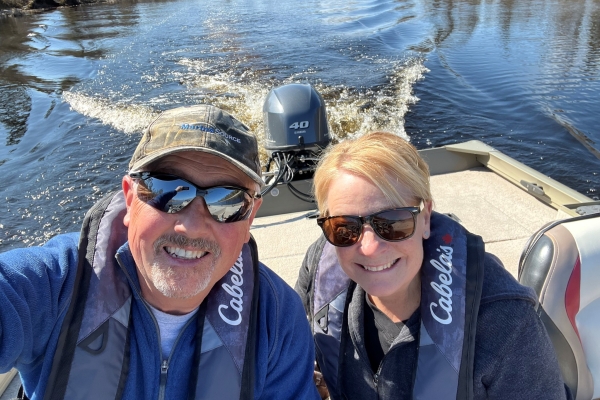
xmin=305 ymin=235 xmax=327 ymax=265
xmin=473 ymin=293 xmax=569 ymax=399
xmin=473 ymin=252 xmax=548 ymax=366
xmin=479 ymin=251 xmax=537 ymax=306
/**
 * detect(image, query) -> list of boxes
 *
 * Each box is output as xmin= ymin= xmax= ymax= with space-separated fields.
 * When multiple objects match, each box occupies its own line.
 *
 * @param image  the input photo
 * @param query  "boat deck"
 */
xmin=251 ymin=167 xmax=570 ymax=287
xmin=0 ymin=166 xmax=578 ymax=399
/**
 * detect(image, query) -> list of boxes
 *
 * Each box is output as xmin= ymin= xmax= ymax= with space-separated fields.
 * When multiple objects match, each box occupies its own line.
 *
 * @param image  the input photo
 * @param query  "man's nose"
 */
xmin=173 ymin=197 xmax=215 ymax=236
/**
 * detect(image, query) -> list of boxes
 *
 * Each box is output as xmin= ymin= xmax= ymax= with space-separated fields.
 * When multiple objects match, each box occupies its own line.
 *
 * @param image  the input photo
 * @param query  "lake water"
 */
xmin=0 ymin=0 xmax=599 ymax=251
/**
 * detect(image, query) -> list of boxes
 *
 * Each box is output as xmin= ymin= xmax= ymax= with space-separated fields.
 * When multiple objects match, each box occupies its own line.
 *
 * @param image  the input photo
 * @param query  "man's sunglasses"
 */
xmin=316 ymin=203 xmax=423 ymax=247
xmin=129 ymin=172 xmax=261 ymax=223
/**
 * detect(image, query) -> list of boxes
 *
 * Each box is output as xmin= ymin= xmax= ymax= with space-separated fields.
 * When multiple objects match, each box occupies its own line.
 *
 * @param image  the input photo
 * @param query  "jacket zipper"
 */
xmin=158 ymin=317 xmax=197 ymax=399
xmin=373 ymin=353 xmax=387 ymax=394
xmin=116 ymin=253 xmax=196 ymax=400
xmin=117 ymin=255 xmax=168 ymax=399
xmin=159 ymin=359 xmax=169 ymax=399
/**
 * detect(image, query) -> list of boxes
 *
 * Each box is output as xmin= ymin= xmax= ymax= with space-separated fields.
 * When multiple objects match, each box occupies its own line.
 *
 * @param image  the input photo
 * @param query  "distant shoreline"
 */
xmin=0 ymin=0 xmax=109 ymax=17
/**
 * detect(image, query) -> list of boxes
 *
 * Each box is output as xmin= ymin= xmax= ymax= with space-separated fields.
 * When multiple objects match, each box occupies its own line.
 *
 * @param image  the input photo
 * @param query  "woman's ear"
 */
xmin=422 ymin=200 xmax=433 ymax=239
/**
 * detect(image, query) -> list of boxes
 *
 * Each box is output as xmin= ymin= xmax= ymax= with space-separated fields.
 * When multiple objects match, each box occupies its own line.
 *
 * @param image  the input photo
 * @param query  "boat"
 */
xmin=1 ymin=86 xmax=599 ymax=399
xmin=252 ymin=84 xmax=600 ymax=399
xmin=252 ymin=137 xmax=599 ymax=284
xmin=253 ymin=84 xmax=599 ymax=285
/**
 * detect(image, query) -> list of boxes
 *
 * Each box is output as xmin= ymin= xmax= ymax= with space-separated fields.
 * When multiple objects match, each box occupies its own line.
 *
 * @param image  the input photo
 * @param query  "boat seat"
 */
xmin=518 ymin=213 xmax=600 ymax=400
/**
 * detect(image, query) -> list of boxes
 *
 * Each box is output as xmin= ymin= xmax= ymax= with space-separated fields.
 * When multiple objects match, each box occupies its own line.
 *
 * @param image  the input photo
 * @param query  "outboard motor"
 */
xmin=518 ymin=212 xmax=600 ymax=400
xmin=262 ymin=83 xmax=331 ymax=200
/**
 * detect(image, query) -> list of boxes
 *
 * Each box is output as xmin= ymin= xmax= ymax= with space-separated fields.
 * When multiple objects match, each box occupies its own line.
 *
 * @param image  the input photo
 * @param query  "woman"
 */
xmin=295 ymin=132 xmax=570 ymax=399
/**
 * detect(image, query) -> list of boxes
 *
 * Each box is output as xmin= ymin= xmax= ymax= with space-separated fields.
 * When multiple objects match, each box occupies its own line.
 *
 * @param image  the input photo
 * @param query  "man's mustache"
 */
xmin=154 ymin=234 xmax=221 ymax=258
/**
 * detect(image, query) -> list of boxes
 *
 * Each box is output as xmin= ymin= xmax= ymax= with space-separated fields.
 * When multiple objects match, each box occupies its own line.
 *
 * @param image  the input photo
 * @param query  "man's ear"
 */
xmin=122 ymin=175 xmax=135 ymax=227
xmin=244 ymin=197 xmax=262 ymax=243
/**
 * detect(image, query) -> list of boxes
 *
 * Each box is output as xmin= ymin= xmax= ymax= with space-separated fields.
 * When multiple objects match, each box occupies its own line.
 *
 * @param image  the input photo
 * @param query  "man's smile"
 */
xmin=165 ymin=246 xmax=208 ymax=260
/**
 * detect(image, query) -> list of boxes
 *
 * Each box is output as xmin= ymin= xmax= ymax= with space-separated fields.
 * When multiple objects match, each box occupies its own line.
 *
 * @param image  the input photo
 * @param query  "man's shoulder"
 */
xmin=257 ymin=263 xmax=297 ymax=298
xmin=47 ymin=232 xmax=80 ymax=248
xmin=256 ymin=263 xmax=306 ymax=318
xmin=1 ymin=232 xmax=80 ymax=264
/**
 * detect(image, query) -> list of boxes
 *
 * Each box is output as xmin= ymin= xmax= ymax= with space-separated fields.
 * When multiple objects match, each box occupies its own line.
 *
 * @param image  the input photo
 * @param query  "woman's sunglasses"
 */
xmin=129 ymin=172 xmax=261 ymax=223
xmin=316 ymin=203 xmax=423 ymax=247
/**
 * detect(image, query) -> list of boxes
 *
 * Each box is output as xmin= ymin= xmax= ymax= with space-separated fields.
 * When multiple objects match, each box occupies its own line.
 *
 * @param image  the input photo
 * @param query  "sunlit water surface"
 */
xmin=0 ymin=0 xmax=599 ymax=250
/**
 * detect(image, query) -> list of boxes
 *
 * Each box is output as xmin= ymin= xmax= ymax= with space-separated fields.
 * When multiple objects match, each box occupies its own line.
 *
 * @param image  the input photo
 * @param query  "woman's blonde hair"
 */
xmin=314 ymin=131 xmax=432 ymax=214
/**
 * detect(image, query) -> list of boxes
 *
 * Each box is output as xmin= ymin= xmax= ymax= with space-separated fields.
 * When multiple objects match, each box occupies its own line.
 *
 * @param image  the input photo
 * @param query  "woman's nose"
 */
xmin=358 ymin=224 xmax=384 ymax=255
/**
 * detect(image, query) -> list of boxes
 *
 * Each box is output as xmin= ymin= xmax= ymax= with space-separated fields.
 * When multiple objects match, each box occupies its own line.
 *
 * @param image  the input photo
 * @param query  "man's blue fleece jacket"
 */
xmin=0 ymin=232 xmax=319 ymax=399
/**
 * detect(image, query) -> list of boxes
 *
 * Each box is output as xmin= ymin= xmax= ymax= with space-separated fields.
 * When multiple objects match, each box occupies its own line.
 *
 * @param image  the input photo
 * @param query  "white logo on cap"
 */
xmin=180 ymin=123 xmax=241 ymax=144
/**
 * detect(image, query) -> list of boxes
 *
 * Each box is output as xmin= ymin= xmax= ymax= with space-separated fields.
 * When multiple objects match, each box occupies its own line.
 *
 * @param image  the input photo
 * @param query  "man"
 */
xmin=0 ymin=105 xmax=320 ymax=399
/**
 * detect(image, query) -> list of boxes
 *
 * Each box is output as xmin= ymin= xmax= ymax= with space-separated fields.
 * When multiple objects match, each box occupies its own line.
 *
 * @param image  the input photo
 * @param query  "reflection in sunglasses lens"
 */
xmin=134 ymin=174 xmax=252 ymax=223
xmin=329 ymin=218 xmax=361 ymax=246
xmin=322 ymin=209 xmax=417 ymax=246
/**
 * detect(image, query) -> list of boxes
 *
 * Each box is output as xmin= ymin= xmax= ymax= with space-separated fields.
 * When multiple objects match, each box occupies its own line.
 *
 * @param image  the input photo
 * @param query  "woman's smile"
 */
xmin=359 ymin=258 xmax=399 ymax=272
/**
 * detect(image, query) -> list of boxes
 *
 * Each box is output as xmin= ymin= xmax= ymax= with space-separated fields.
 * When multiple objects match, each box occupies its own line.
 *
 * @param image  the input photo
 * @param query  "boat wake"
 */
xmin=62 ymin=92 xmax=159 ymax=134
xmin=63 ymin=57 xmax=428 ymax=163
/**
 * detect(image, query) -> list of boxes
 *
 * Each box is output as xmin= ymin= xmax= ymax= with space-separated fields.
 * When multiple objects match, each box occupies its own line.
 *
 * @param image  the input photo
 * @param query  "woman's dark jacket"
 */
xmin=295 ymin=213 xmax=571 ymax=400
